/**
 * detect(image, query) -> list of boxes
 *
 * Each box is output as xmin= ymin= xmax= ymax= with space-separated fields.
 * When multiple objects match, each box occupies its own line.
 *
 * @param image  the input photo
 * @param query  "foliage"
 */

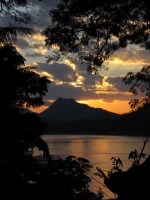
xmin=128 ymin=149 xmax=146 ymax=167
xmin=0 ymin=0 xmax=47 ymax=25
xmin=128 ymin=137 xmax=148 ymax=167
xmin=123 ymin=65 xmax=150 ymax=110
xmin=109 ymin=157 xmax=123 ymax=173
xmin=43 ymin=0 xmax=150 ymax=74
xmin=0 ymin=159 xmax=31 ymax=200
xmin=0 ymin=26 xmax=34 ymax=45
xmin=0 ymin=43 xmax=51 ymax=158
xmin=95 ymin=157 xmax=123 ymax=196
xmin=31 ymin=155 xmax=98 ymax=200
xmin=94 ymin=138 xmax=150 ymax=200
xmin=0 ymin=44 xmax=51 ymax=115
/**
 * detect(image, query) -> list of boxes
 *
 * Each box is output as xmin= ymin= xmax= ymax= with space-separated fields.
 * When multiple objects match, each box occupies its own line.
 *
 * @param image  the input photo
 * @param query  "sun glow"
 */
xmin=31 ymin=34 xmax=45 ymax=41
xmin=76 ymin=75 xmax=84 ymax=85
xmin=29 ymin=105 xmax=49 ymax=113
xmin=77 ymin=99 xmax=131 ymax=114
xmin=63 ymin=59 xmax=76 ymax=70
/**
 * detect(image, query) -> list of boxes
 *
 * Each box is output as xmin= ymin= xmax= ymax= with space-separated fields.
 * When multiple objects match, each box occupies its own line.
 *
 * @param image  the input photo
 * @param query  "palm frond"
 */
xmin=0 ymin=27 xmax=34 ymax=44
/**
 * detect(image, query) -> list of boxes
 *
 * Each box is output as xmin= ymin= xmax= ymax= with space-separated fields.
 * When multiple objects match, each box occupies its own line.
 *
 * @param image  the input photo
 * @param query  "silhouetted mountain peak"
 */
xmin=39 ymin=97 xmax=119 ymax=121
xmin=50 ymin=97 xmax=77 ymax=110
xmin=57 ymin=97 xmax=75 ymax=101
xmin=54 ymin=97 xmax=76 ymax=104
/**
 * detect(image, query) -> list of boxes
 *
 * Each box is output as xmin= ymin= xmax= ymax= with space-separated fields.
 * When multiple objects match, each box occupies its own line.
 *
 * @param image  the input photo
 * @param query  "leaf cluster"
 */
xmin=128 ymin=149 xmax=146 ymax=167
xmin=0 ymin=44 xmax=51 ymax=114
xmin=109 ymin=157 xmax=123 ymax=173
xmin=123 ymin=65 xmax=150 ymax=110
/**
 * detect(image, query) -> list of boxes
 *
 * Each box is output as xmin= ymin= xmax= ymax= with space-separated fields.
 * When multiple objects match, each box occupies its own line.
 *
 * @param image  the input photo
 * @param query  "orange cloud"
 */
xmin=29 ymin=105 xmax=48 ymax=113
xmin=31 ymin=34 xmax=45 ymax=41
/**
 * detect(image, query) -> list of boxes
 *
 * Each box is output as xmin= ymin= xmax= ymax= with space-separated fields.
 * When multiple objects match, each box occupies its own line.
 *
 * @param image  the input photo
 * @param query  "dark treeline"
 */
xmin=43 ymin=107 xmax=150 ymax=136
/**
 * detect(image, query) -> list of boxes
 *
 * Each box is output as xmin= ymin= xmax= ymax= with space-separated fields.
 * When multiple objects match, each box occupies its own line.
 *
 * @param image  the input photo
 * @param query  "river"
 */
xmin=34 ymin=134 xmax=150 ymax=199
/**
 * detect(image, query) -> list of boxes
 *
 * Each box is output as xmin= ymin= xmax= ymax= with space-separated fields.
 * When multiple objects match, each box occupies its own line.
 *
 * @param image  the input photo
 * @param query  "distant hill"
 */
xmin=39 ymin=97 xmax=120 ymax=121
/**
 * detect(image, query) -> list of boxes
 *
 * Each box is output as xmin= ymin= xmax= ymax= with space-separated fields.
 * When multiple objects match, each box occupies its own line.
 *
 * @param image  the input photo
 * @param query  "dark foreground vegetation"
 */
xmin=95 ymin=138 xmax=150 ymax=200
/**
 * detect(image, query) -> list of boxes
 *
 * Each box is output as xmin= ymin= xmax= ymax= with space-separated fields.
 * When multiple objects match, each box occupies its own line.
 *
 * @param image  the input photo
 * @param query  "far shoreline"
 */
xmin=44 ymin=131 xmax=149 ymax=137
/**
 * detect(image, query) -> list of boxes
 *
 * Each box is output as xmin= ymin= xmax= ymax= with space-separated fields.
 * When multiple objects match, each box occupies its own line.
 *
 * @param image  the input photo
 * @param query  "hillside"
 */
xmin=40 ymin=105 xmax=150 ymax=135
xmin=39 ymin=97 xmax=120 ymax=121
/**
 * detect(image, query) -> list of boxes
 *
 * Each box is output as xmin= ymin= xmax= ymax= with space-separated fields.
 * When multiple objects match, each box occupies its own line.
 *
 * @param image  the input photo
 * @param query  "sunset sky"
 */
xmin=2 ymin=0 xmax=149 ymax=114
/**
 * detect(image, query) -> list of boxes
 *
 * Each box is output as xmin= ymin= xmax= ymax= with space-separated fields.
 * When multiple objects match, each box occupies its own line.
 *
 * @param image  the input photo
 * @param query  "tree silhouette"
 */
xmin=0 ymin=44 xmax=51 ymax=114
xmin=123 ymin=65 xmax=150 ymax=110
xmin=0 ymin=43 xmax=52 ymax=156
xmin=0 ymin=44 xmax=52 ymax=199
xmin=43 ymin=0 xmax=150 ymax=74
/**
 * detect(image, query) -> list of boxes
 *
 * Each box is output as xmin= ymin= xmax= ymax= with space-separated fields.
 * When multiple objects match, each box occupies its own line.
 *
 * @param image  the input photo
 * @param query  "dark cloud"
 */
xmin=75 ymin=60 xmax=90 ymax=72
xmin=16 ymin=38 xmax=31 ymax=49
xmin=74 ymin=61 xmax=104 ymax=87
xmin=32 ymin=42 xmax=44 ymax=48
xmin=106 ymin=76 xmax=131 ymax=92
xmin=45 ymin=82 xmax=100 ymax=100
xmin=25 ymin=52 xmax=44 ymax=58
xmin=0 ymin=14 xmax=12 ymax=26
xmin=33 ymin=0 xmax=60 ymax=11
xmin=36 ymin=62 xmax=77 ymax=82
xmin=80 ymin=71 xmax=104 ymax=86
xmin=27 ymin=0 xmax=61 ymax=31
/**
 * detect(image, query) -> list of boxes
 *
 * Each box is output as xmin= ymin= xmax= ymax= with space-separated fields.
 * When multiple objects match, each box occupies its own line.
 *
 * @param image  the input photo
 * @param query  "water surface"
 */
xmin=35 ymin=134 xmax=150 ymax=199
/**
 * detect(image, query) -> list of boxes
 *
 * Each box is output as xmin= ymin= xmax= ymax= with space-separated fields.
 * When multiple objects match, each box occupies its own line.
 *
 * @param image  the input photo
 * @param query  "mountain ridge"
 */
xmin=39 ymin=97 xmax=120 ymax=121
